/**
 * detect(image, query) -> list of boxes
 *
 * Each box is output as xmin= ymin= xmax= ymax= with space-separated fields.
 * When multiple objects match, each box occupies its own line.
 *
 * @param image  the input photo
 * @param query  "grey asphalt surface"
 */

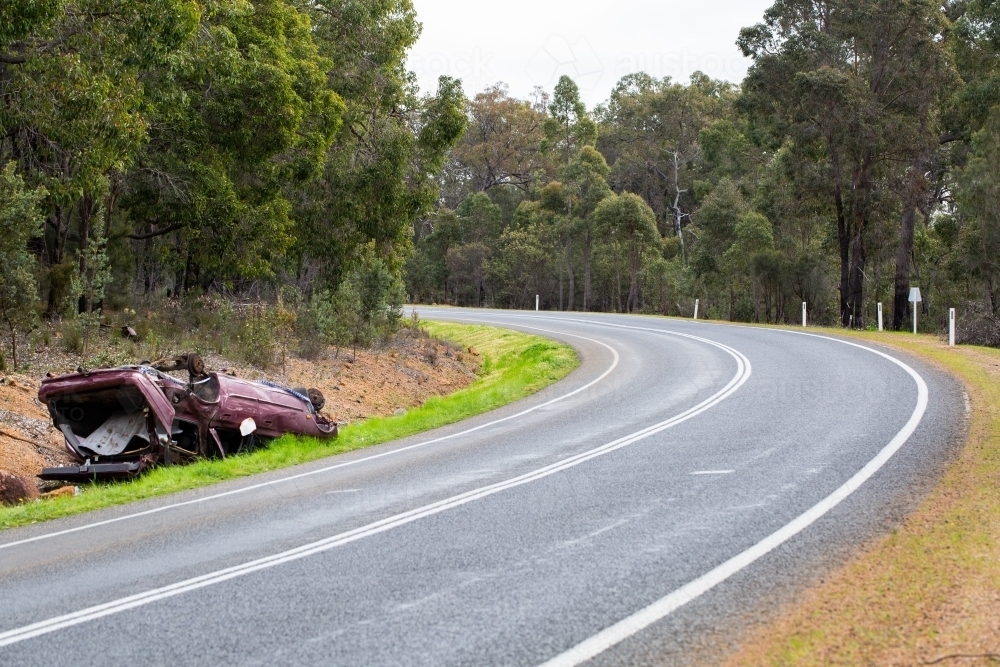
xmin=0 ymin=310 xmax=965 ymax=666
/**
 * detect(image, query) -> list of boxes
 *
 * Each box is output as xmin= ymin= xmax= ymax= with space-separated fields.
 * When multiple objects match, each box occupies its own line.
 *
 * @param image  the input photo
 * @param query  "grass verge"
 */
xmin=719 ymin=327 xmax=1000 ymax=666
xmin=0 ymin=321 xmax=578 ymax=531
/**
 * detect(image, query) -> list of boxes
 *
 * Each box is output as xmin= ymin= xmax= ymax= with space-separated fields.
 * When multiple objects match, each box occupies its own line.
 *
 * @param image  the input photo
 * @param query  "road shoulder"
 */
xmin=722 ymin=331 xmax=999 ymax=666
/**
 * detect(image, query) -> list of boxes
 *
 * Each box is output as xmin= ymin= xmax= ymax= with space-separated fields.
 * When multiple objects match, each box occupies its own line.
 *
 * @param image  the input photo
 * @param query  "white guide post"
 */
xmin=949 ymin=308 xmax=956 ymax=346
xmin=694 ymin=299 xmax=699 ymax=320
xmin=877 ymin=302 xmax=883 ymax=332
xmin=802 ymin=302 xmax=807 ymax=327
xmin=909 ymin=287 xmax=922 ymax=335
xmin=535 ymin=295 xmax=539 ymax=312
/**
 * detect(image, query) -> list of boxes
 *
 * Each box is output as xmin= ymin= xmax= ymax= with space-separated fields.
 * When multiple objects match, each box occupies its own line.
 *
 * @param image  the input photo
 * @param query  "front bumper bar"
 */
xmin=39 ymin=461 xmax=147 ymax=483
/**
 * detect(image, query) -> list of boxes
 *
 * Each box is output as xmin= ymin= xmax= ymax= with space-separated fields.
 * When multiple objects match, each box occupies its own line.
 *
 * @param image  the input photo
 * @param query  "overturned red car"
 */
xmin=37 ymin=355 xmax=337 ymax=483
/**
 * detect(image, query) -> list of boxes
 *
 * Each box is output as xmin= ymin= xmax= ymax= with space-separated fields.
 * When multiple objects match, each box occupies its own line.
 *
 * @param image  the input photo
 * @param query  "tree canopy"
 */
xmin=6 ymin=0 xmax=1000 ymax=357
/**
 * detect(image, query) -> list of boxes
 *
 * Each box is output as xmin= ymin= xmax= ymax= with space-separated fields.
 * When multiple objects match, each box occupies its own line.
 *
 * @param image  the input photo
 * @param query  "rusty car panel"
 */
xmin=37 ymin=358 xmax=336 ymax=482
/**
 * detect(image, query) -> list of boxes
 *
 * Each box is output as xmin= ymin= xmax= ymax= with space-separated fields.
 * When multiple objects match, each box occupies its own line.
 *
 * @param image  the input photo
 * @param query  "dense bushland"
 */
xmin=407 ymin=1 xmax=1000 ymax=343
xmin=7 ymin=0 xmax=1000 ymax=371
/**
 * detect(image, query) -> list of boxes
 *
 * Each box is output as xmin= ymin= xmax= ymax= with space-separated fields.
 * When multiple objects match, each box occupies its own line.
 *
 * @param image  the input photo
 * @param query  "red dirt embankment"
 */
xmin=0 ymin=328 xmax=478 ymax=499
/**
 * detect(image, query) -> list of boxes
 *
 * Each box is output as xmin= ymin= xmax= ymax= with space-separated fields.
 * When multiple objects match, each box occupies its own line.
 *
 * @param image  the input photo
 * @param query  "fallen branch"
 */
xmin=0 ymin=427 xmax=35 ymax=445
xmin=924 ymin=653 xmax=1000 ymax=664
xmin=0 ymin=426 xmax=65 ymax=454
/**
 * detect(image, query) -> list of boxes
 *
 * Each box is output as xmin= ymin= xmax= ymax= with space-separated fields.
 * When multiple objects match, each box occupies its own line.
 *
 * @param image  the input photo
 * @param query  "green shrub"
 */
xmin=238 ymin=305 xmax=276 ymax=367
xmin=60 ymin=321 xmax=83 ymax=354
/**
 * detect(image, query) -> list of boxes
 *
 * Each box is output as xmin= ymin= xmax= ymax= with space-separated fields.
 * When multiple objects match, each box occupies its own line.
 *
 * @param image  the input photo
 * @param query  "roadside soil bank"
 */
xmin=717 ymin=331 xmax=999 ymax=666
xmin=0 ymin=325 xmax=478 ymax=498
xmin=0 ymin=321 xmax=577 ymax=529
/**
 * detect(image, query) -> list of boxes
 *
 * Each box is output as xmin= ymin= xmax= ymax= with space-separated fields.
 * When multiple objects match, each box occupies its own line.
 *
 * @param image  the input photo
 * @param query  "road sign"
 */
xmin=909 ymin=287 xmax=922 ymax=334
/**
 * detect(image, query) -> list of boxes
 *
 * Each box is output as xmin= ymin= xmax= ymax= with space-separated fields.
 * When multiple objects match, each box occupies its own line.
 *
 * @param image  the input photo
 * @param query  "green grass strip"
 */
xmin=0 ymin=322 xmax=578 ymax=531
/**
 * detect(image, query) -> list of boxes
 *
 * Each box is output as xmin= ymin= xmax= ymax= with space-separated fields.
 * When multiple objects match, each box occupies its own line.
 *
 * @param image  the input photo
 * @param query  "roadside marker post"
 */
xmin=877 ymin=302 xmax=883 ymax=331
xmin=535 ymin=295 xmax=539 ymax=311
xmin=909 ymin=287 xmax=922 ymax=334
xmin=949 ymin=308 xmax=956 ymax=346
xmin=802 ymin=302 xmax=807 ymax=327
xmin=694 ymin=299 xmax=699 ymax=320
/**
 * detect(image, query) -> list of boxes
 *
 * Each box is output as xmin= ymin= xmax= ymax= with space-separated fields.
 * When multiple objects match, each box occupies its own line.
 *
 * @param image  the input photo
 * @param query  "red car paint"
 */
xmin=37 ymin=366 xmax=336 ymax=482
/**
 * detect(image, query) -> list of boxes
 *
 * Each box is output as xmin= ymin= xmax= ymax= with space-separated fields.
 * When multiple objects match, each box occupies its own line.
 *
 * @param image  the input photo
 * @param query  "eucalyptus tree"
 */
xmin=0 ymin=0 xmax=199 ymax=310
xmin=955 ymin=109 xmax=1000 ymax=317
xmin=560 ymin=146 xmax=612 ymax=310
xmin=598 ymin=72 xmax=737 ymax=254
xmin=121 ymin=0 xmax=345 ymax=294
xmin=536 ymin=75 xmax=598 ymax=308
xmin=593 ymin=192 xmax=660 ymax=312
xmin=0 ymin=163 xmax=46 ymax=368
xmin=542 ymin=76 xmax=597 ymax=166
xmin=739 ymin=0 xmax=956 ymax=327
xmin=296 ymin=0 xmax=466 ymax=293
xmin=449 ymin=83 xmax=546 ymax=196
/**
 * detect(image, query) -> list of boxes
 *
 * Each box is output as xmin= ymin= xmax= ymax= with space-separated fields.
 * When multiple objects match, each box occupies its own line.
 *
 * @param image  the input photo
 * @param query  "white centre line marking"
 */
xmin=689 ymin=470 xmax=734 ymax=475
xmin=0 ymin=326 xmax=751 ymax=649
xmin=1 ymin=326 xmax=620 ymax=552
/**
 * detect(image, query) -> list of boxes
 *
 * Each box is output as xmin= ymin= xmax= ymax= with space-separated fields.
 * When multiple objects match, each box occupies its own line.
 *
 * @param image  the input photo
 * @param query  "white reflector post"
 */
xmin=877 ymin=302 xmax=883 ymax=332
xmin=802 ymin=302 xmax=807 ymax=327
xmin=535 ymin=295 xmax=539 ymax=311
xmin=950 ymin=308 xmax=956 ymax=346
xmin=694 ymin=299 xmax=699 ymax=320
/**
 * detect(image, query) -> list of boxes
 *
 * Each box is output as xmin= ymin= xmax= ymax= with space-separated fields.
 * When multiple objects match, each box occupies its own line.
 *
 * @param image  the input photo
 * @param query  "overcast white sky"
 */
xmin=407 ymin=0 xmax=776 ymax=107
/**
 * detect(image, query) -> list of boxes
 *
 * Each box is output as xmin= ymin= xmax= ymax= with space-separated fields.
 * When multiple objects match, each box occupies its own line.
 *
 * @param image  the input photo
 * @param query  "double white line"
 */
xmin=537 ymin=328 xmax=928 ymax=667
xmin=0 ymin=329 xmax=750 ymax=649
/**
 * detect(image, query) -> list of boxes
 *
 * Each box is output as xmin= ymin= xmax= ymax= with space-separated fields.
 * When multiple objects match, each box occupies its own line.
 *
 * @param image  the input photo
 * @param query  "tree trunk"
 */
xmin=848 ymin=219 xmax=868 ymax=328
xmin=8 ymin=321 xmax=18 ymax=371
xmin=558 ymin=260 xmax=564 ymax=311
xmin=583 ymin=232 xmax=592 ymax=311
xmin=78 ymin=195 xmax=94 ymax=314
xmin=848 ymin=153 xmax=874 ymax=328
xmin=832 ymin=147 xmax=851 ymax=327
xmin=615 ymin=247 xmax=623 ymax=313
xmin=628 ymin=243 xmax=640 ymax=312
xmin=893 ymin=205 xmax=916 ymax=330
xmin=893 ymin=119 xmax=933 ymax=330
xmin=671 ymin=152 xmax=686 ymax=260
xmin=566 ymin=238 xmax=575 ymax=311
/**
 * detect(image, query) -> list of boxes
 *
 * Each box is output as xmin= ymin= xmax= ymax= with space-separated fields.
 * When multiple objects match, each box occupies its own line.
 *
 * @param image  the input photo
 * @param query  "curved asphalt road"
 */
xmin=0 ymin=310 xmax=964 ymax=666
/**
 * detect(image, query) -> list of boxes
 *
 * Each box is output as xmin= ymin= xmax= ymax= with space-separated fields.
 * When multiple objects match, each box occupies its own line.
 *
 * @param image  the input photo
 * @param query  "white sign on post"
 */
xmin=909 ymin=287 xmax=922 ymax=334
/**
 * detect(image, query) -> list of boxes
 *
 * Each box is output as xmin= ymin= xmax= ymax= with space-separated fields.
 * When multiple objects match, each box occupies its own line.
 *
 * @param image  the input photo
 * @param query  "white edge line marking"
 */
xmin=0 ymin=324 xmax=619 ymax=552
xmin=0 ymin=327 xmax=751 ymax=648
xmin=535 ymin=329 xmax=929 ymax=667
